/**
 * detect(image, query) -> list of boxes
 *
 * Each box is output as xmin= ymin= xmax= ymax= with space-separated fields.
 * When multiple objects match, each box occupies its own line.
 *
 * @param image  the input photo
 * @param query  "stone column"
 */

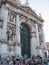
xmin=42 ymin=26 xmax=47 ymax=57
xmin=30 ymin=25 xmax=37 ymax=56
xmin=35 ymin=23 xmax=39 ymax=47
xmin=15 ymin=14 xmax=20 ymax=43
xmin=1 ymin=5 xmax=8 ymax=40
xmin=15 ymin=14 xmax=21 ymax=56
xmin=35 ymin=23 xmax=40 ymax=55
xmin=42 ymin=26 xmax=46 ymax=48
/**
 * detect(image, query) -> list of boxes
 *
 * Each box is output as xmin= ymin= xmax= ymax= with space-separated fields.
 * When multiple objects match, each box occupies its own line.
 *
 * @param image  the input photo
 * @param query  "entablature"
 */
xmin=5 ymin=3 xmax=44 ymax=25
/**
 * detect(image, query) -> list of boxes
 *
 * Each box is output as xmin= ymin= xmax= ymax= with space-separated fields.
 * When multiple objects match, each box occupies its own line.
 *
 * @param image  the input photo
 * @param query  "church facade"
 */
xmin=0 ymin=0 xmax=46 ymax=57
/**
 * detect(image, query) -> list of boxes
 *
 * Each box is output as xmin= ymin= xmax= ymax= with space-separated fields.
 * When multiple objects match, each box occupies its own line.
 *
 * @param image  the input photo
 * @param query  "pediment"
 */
xmin=21 ymin=6 xmax=37 ymax=16
xmin=13 ymin=0 xmax=21 ymax=4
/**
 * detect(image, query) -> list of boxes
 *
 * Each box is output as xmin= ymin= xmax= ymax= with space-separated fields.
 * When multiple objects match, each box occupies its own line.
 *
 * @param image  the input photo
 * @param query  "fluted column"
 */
xmin=1 ymin=5 xmax=8 ymax=40
xmin=30 ymin=25 xmax=37 ymax=56
xmin=15 ymin=14 xmax=21 ymax=56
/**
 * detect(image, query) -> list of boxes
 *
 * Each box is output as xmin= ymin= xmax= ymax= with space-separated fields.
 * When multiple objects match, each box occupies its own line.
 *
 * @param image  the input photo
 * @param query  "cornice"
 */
xmin=8 ymin=6 xmax=43 ymax=25
xmin=0 ymin=0 xmax=44 ymax=23
xmin=0 ymin=39 xmax=8 ymax=44
xmin=4 ymin=0 xmax=44 ymax=24
xmin=7 ymin=0 xmax=44 ymax=22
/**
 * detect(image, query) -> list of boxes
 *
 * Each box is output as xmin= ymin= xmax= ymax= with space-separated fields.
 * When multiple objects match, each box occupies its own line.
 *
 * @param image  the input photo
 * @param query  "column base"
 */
xmin=15 ymin=45 xmax=21 ymax=57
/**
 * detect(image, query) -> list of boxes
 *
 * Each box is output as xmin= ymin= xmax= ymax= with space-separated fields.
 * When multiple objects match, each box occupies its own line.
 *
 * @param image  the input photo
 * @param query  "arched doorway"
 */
xmin=20 ymin=23 xmax=30 ymax=57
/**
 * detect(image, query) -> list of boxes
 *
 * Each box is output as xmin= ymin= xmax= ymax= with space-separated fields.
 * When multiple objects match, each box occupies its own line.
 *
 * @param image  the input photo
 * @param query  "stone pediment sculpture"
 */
xmin=0 ymin=0 xmax=37 ymax=16
xmin=14 ymin=0 xmax=21 ymax=4
xmin=20 ymin=0 xmax=43 ymax=22
xmin=21 ymin=6 xmax=37 ymax=16
xmin=21 ymin=0 xmax=37 ymax=17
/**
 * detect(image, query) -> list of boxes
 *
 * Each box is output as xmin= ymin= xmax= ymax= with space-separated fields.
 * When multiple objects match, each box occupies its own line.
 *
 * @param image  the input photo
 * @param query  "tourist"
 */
xmin=23 ymin=59 xmax=25 ymax=65
xmin=7 ymin=56 xmax=10 ymax=64
xmin=9 ymin=59 xmax=13 ymax=65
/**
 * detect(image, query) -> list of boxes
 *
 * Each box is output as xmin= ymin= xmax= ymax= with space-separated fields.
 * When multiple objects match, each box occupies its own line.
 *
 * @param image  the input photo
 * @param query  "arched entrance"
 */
xmin=20 ymin=23 xmax=30 ymax=57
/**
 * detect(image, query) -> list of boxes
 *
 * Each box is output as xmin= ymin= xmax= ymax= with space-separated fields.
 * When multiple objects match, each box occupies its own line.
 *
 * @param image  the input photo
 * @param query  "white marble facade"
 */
xmin=0 ymin=0 xmax=46 ymax=58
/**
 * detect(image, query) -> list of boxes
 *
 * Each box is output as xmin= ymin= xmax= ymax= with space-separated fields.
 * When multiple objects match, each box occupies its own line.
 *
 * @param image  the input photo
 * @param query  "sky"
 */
xmin=20 ymin=0 xmax=49 ymax=42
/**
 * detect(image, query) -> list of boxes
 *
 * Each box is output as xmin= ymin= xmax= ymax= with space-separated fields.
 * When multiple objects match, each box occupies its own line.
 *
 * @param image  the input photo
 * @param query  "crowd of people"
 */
xmin=0 ymin=54 xmax=49 ymax=65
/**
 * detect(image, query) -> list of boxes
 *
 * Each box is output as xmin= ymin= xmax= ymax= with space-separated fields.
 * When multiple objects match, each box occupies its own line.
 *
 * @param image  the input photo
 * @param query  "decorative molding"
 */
xmin=36 ymin=46 xmax=47 ymax=50
xmin=30 ymin=31 xmax=36 ymax=34
xmin=0 ymin=39 xmax=8 ymax=44
xmin=30 ymin=33 xmax=36 ymax=38
xmin=16 ymin=43 xmax=22 ymax=47
xmin=5 ymin=3 xmax=44 ymax=24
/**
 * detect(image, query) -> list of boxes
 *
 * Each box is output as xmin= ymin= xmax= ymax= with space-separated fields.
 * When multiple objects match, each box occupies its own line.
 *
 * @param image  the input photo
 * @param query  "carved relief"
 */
xmin=38 ymin=24 xmax=42 ymax=33
xmin=8 ymin=11 xmax=16 ymax=23
xmin=7 ymin=26 xmax=15 ymax=42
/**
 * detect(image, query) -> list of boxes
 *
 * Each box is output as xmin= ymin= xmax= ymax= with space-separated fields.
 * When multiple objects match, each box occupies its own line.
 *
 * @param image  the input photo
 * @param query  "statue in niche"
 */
xmin=10 ymin=15 xmax=13 ymax=22
xmin=7 ymin=26 xmax=15 ymax=42
xmin=39 ymin=34 xmax=43 ymax=42
xmin=7 ymin=26 xmax=13 ymax=41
